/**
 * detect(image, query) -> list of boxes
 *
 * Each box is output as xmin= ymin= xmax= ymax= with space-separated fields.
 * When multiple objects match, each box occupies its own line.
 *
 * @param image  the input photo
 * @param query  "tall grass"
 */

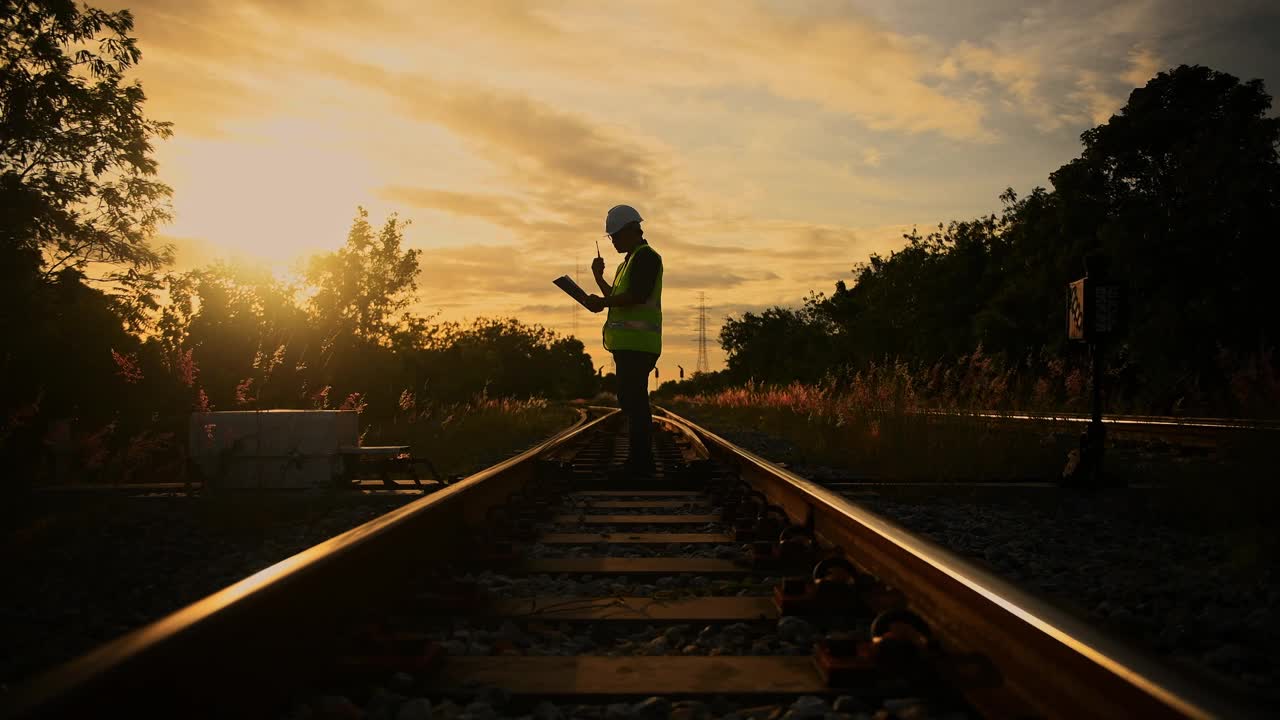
xmin=669 ymin=350 xmax=1087 ymax=482
xmin=670 ymin=357 xmax=1277 ymax=565
xmin=363 ymin=391 xmax=576 ymax=478
xmin=31 ymin=389 xmax=575 ymax=486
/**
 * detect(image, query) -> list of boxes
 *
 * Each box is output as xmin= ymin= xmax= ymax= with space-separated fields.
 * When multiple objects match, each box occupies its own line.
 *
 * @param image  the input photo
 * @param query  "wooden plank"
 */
xmin=481 ymin=596 xmax=777 ymax=621
xmin=552 ymin=515 xmax=720 ymax=525
xmin=353 ymin=479 xmax=443 ymax=488
xmin=510 ymin=558 xmax=749 ymax=575
xmin=35 ymin=482 xmax=197 ymax=492
xmin=573 ymin=500 xmax=711 ymax=509
xmin=538 ymin=532 xmax=734 ymax=544
xmin=576 ymin=486 xmax=706 ymax=491
xmin=428 ymin=657 xmax=826 ymax=696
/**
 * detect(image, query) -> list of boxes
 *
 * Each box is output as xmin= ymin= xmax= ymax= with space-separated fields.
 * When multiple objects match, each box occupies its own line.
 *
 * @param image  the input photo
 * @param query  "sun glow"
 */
xmin=161 ymin=117 xmax=379 ymax=268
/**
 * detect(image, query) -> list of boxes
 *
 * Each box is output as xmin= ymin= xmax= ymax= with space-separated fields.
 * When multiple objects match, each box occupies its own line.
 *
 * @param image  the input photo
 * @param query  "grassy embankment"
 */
xmin=663 ymin=374 xmax=1276 ymax=567
xmin=6 ymin=397 xmax=578 ymax=547
xmin=364 ymin=395 xmax=580 ymax=479
xmin=661 ymin=355 xmax=1087 ymax=483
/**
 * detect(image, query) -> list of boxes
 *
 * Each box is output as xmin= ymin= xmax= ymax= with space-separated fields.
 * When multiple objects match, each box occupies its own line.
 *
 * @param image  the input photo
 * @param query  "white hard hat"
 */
xmin=604 ymin=205 xmax=643 ymax=236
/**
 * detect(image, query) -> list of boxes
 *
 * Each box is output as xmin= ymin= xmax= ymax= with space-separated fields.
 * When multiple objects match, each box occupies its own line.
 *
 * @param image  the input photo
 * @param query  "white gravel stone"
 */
xmin=632 ymin=696 xmax=671 ymax=719
xmin=777 ymin=616 xmax=814 ymax=642
xmin=314 ymin=695 xmax=361 ymax=718
xmin=368 ymin=689 xmax=407 ymax=720
xmin=644 ymin=637 xmax=670 ymax=654
xmin=389 ymin=672 xmax=415 ymax=693
xmin=532 ymin=702 xmax=564 ymax=720
xmin=604 ymin=702 xmax=636 ymax=720
xmin=462 ymin=700 xmax=496 ymax=719
xmin=397 ymin=698 xmax=432 ymax=720
xmin=831 ymin=696 xmax=868 ymax=714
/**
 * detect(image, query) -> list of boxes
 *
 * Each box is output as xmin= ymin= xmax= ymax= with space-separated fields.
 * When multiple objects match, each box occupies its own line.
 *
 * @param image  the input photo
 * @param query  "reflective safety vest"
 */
xmin=604 ymin=243 xmax=663 ymax=355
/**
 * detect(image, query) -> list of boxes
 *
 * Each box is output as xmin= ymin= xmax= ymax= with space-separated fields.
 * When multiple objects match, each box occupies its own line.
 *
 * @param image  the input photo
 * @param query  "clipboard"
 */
xmin=553 ymin=275 xmax=592 ymax=308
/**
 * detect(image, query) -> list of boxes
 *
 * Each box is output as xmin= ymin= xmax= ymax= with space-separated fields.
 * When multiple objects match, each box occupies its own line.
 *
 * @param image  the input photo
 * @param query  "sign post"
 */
xmin=1064 ymin=255 xmax=1125 ymax=487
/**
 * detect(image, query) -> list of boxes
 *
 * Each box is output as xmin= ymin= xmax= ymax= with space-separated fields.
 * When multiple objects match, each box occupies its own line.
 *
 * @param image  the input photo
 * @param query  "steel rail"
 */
xmin=659 ymin=407 xmax=1264 ymax=720
xmin=0 ymin=408 xmax=613 ymax=719
xmin=910 ymin=409 xmax=1279 ymax=443
xmin=916 ymin=409 xmax=1280 ymax=430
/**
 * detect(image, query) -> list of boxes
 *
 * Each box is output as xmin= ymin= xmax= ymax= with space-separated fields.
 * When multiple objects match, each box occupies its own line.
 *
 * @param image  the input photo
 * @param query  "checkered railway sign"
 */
xmin=1068 ymin=278 xmax=1087 ymax=340
xmin=1067 ymin=278 xmax=1124 ymax=341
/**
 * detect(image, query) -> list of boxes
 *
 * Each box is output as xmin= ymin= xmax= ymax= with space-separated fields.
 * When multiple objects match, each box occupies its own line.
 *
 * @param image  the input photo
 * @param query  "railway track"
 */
xmin=914 ymin=409 xmax=1279 ymax=448
xmin=0 ymin=408 xmax=1260 ymax=719
xmin=24 ymin=408 xmax=1274 ymax=499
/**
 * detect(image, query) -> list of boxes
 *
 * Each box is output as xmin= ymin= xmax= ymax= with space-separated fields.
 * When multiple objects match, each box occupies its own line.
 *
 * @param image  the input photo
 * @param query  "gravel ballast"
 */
xmin=0 ymin=492 xmax=421 ymax=688
xmin=283 ymin=692 xmax=964 ymax=720
xmin=449 ymin=571 xmax=778 ymax=599
xmin=685 ymin=418 xmax=1280 ymax=700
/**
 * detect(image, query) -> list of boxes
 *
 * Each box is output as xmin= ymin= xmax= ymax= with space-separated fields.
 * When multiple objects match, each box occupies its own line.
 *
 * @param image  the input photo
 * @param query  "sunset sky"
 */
xmin=98 ymin=0 xmax=1280 ymax=381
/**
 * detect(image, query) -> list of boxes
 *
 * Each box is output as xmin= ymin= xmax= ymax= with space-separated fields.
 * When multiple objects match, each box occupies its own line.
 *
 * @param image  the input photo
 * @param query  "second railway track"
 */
xmin=1 ymin=408 xmax=1261 ymax=719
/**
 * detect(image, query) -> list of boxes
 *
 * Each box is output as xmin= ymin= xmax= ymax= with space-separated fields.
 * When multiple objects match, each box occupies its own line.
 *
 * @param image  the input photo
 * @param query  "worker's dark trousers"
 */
xmin=613 ymin=350 xmax=659 ymax=469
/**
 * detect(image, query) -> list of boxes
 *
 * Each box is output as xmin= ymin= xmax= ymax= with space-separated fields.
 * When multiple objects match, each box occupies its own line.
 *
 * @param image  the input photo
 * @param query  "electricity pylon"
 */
xmin=696 ymin=291 xmax=709 ymax=374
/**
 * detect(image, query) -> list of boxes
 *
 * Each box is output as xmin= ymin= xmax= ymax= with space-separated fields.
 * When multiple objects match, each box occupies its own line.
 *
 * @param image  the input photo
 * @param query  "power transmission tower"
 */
xmin=696 ymin=291 xmax=709 ymax=374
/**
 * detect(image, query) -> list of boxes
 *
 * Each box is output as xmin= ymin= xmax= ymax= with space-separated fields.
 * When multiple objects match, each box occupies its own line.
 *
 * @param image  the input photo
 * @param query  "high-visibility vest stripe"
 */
xmin=604 ymin=244 xmax=663 ymax=354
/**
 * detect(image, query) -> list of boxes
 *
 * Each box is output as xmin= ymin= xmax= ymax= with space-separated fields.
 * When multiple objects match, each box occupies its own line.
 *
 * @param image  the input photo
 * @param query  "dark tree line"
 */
xmin=706 ymin=65 xmax=1280 ymax=416
xmin=0 ymin=2 xmax=599 ymax=486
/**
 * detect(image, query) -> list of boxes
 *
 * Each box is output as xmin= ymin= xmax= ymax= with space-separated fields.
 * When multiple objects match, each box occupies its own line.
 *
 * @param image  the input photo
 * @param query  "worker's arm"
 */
xmin=586 ymin=290 xmax=635 ymax=311
xmin=591 ymin=256 xmax=612 ymax=295
xmin=604 ymin=250 xmax=658 ymax=307
xmin=601 ymin=290 xmax=634 ymax=307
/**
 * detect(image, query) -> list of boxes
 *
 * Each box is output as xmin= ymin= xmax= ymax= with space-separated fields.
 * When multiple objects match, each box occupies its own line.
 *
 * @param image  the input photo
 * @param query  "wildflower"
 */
xmin=235 ymin=378 xmax=256 ymax=406
xmin=339 ymin=392 xmax=368 ymax=414
xmin=82 ymin=421 xmax=116 ymax=471
xmin=1064 ymin=369 xmax=1086 ymax=400
xmin=1032 ymin=378 xmax=1052 ymax=407
xmin=398 ymin=389 xmax=416 ymax=412
xmin=311 ymin=385 xmax=332 ymax=409
xmin=180 ymin=350 xmax=198 ymax=387
xmin=169 ymin=348 xmax=199 ymax=387
xmin=267 ymin=344 xmax=287 ymax=375
xmin=111 ymin=349 xmax=144 ymax=384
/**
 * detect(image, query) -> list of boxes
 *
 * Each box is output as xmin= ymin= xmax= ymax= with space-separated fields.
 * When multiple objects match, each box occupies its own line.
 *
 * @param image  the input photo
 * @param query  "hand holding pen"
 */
xmin=591 ymin=239 xmax=605 ymax=276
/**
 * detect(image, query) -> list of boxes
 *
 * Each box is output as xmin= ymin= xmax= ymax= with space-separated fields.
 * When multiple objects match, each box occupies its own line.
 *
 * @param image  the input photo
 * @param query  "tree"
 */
xmin=719 ymin=306 xmax=832 ymax=384
xmin=306 ymin=207 xmax=422 ymax=346
xmin=1052 ymin=65 xmax=1280 ymax=393
xmin=1 ymin=0 xmax=174 ymax=281
xmin=2 ymin=0 xmax=174 ymax=475
xmin=422 ymin=319 xmax=598 ymax=402
xmin=154 ymin=263 xmax=312 ymax=410
xmin=716 ymin=64 xmax=1280 ymax=414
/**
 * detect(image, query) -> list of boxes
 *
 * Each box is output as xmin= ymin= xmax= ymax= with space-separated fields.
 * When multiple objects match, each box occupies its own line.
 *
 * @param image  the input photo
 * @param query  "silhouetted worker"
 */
xmin=584 ymin=205 xmax=663 ymax=476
